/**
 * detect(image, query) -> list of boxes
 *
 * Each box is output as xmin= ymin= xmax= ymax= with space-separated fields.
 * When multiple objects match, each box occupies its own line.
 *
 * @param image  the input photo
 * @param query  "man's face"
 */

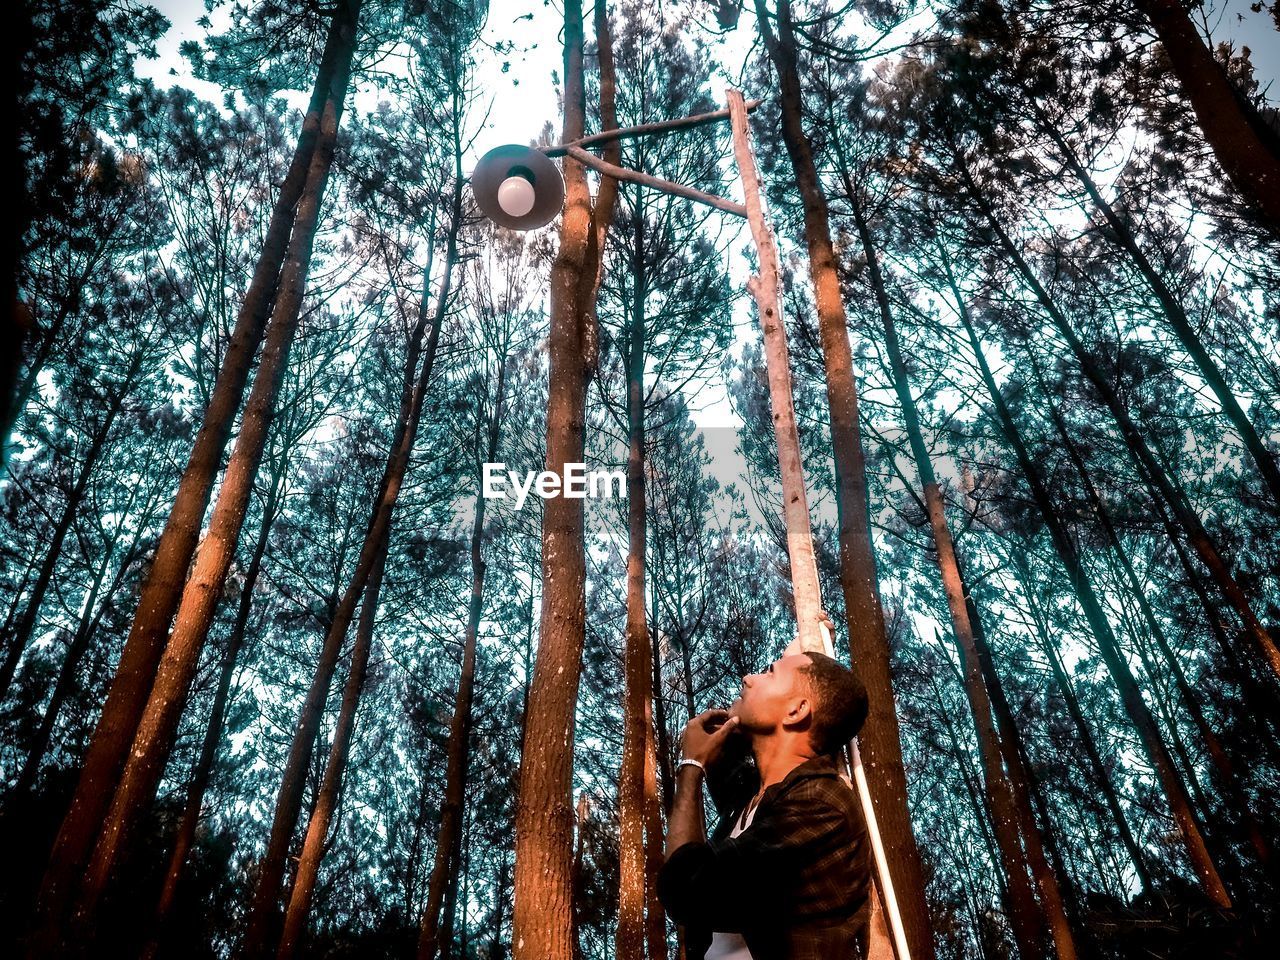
xmin=728 ymin=654 xmax=812 ymax=734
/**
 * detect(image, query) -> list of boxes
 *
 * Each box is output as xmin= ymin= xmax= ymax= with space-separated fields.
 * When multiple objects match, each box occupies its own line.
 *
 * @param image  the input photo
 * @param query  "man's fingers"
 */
xmin=697 ymin=708 xmax=730 ymax=728
xmin=709 ymin=717 xmax=739 ymax=741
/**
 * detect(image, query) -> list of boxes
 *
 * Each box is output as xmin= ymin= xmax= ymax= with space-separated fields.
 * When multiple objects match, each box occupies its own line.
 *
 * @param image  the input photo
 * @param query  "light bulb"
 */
xmin=497 ymin=175 xmax=536 ymax=217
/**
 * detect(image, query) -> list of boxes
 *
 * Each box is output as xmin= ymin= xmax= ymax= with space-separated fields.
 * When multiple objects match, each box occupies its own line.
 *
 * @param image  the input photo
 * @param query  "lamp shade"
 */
xmin=471 ymin=144 xmax=564 ymax=230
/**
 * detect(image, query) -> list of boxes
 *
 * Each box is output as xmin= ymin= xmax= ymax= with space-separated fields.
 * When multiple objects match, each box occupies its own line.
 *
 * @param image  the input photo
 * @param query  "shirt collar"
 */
xmin=758 ymin=753 xmax=841 ymax=806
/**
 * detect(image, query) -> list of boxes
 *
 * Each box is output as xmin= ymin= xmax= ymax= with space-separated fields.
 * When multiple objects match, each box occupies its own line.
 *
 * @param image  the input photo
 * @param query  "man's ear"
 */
xmin=783 ymin=696 xmax=812 ymax=730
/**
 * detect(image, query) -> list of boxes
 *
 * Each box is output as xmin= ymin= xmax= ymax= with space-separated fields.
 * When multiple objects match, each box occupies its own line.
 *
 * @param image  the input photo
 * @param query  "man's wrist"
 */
xmin=677 ymin=757 xmax=706 ymax=776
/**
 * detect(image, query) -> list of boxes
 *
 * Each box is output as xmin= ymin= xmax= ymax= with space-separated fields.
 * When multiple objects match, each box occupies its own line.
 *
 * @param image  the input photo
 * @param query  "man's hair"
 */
xmin=798 ymin=652 xmax=869 ymax=756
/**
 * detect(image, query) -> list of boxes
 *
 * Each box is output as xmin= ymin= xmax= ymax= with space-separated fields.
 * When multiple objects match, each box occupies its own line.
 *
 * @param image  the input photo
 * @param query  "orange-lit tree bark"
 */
xmin=26 ymin=7 xmax=363 ymax=955
xmin=606 ymin=2 xmax=671 ymax=953
xmin=140 ymin=451 xmax=287 ymax=960
xmin=950 ymin=284 xmax=1233 ymax=908
xmin=71 ymin=31 xmax=359 ymax=929
xmin=615 ymin=143 xmax=653 ymax=960
xmin=1133 ymin=0 xmax=1280 ymax=233
xmin=416 ymin=350 xmax=511 ymax=960
xmin=510 ymin=2 xmax=599 ymax=956
xmin=852 ymin=203 xmax=1048 ymax=958
xmin=642 ymin=712 xmax=667 ymax=960
xmin=139 ymin=313 xmax=354 ymax=959
xmin=957 ymin=158 xmax=1280 ymax=683
xmin=27 ymin=0 xmax=352 ymax=903
xmin=750 ymin=6 xmax=936 ymax=954
xmin=238 ymin=178 xmax=461 ymax=960
xmin=648 ymin=605 xmax=679 ymax=960
xmin=614 ymin=208 xmax=671 ymax=957
xmin=734 ymin=78 xmax=917 ymax=957
xmin=579 ymin=0 xmax=620 ymax=378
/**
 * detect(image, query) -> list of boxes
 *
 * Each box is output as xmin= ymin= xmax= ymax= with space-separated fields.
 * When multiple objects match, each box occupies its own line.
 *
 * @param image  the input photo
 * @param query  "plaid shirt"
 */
xmin=657 ymin=754 xmax=871 ymax=960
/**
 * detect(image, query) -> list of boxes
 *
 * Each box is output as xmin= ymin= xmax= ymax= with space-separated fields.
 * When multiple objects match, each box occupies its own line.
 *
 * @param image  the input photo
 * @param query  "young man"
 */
xmin=657 ymin=651 xmax=871 ymax=960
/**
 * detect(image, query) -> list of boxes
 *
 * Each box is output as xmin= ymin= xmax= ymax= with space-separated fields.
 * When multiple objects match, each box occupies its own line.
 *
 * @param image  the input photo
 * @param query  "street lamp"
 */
xmin=471 ymin=143 xmax=565 ymax=230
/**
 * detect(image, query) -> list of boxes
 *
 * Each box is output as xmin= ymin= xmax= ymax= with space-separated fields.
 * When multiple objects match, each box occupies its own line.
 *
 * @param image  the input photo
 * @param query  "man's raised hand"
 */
xmin=680 ymin=709 xmax=741 ymax=769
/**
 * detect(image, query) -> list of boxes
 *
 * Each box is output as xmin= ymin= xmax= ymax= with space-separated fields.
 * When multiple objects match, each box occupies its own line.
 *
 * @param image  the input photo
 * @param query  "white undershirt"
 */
xmin=703 ymin=802 xmax=759 ymax=960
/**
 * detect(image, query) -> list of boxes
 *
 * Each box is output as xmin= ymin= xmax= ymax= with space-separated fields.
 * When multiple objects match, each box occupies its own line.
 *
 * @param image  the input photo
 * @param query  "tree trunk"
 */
xmin=403 ymin=770 xmax=433 ymax=921
xmin=10 ymin=223 xmax=128 ymax=437
xmin=439 ymin=822 xmax=463 ymax=960
xmin=12 ymin=538 xmax=111 ymax=762
xmin=960 ymin=158 xmax=1280 ymax=681
xmin=863 ymin=220 xmax=1045 ymax=959
xmin=616 ymin=110 xmax=654 ymax=960
xmin=950 ymin=284 xmax=1233 ymax=907
xmin=571 ymin=794 xmax=590 ymax=960
xmin=1134 ymin=0 xmax=1280 ymax=232
xmin=25 ymin=7 xmax=362 ymax=952
xmin=1 ymin=362 xmax=134 ymax=699
xmin=643 ymin=710 xmax=667 ymax=960
xmin=510 ymin=2 xmax=606 ymax=957
xmin=239 ymin=179 xmax=458 ymax=960
xmin=489 ymin=857 xmax=511 ymax=960
xmin=1153 ymin=490 xmax=1280 ymax=742
xmin=139 ymin=461 xmax=284 ymax=960
xmin=578 ymin=0 xmax=620 ymax=377
xmin=963 ymin=576 xmax=1079 ymax=959
xmin=755 ymin=6 xmax=936 ymax=954
xmin=458 ymin=823 xmax=470 ymax=959
xmin=1038 ymin=113 xmax=1280 ymax=510
xmin=1038 ymin=363 xmax=1275 ymax=869
xmin=275 ymin=542 xmax=388 ymax=960
xmin=14 ymin=475 xmax=150 ymax=796
xmin=60 ymin=14 xmax=362 ymax=941
xmin=1091 ymin=389 xmax=1280 ymax=742
xmin=1009 ymin=556 xmax=1155 ymax=895
xmin=1 ymin=557 xmax=38 ymax=654
xmin=927 ymin=666 xmax=1010 ymax=927
xmin=417 ymin=355 xmax=508 ymax=960
xmin=1111 ymin=589 xmax=1216 ymax=827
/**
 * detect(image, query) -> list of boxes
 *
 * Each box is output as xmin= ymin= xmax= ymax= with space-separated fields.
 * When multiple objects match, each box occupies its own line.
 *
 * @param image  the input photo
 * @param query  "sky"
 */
xmin=1217 ymin=0 xmax=1280 ymax=92
xmin=138 ymin=1 xmax=1280 ymax=121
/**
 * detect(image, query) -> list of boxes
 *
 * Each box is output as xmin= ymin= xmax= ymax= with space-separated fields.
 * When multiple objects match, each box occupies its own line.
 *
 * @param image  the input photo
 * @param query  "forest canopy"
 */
xmin=3 ymin=1 xmax=1280 ymax=959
